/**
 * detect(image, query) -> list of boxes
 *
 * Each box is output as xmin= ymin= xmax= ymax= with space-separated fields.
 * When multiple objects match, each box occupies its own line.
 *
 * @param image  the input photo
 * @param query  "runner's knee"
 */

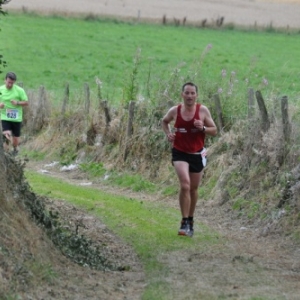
xmin=180 ymin=181 xmax=190 ymax=192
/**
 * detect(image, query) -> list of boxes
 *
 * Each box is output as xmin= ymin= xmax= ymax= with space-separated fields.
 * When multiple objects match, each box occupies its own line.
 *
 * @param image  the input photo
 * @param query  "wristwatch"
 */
xmin=202 ymin=126 xmax=206 ymax=132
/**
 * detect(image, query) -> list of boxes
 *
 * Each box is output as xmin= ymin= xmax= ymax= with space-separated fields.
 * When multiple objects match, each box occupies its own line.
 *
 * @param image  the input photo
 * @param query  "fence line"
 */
xmin=14 ymin=83 xmax=292 ymax=164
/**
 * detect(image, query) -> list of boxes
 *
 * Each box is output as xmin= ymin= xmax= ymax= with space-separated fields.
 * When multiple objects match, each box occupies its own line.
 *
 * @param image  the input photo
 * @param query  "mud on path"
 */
xmin=24 ymin=158 xmax=300 ymax=299
xmin=6 ymin=0 xmax=300 ymax=29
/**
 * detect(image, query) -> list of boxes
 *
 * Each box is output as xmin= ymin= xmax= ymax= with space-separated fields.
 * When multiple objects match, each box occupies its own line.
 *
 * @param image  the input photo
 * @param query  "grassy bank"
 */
xmin=1 ymin=13 xmax=300 ymax=103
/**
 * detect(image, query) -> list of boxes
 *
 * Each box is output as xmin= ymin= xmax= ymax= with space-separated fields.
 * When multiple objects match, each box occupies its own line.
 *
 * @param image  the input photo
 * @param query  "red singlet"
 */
xmin=173 ymin=104 xmax=205 ymax=153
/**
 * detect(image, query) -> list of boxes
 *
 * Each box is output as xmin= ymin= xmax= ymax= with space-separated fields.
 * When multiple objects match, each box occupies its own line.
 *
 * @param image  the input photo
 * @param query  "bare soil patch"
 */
xmin=6 ymin=0 xmax=300 ymax=28
xmin=23 ymin=158 xmax=300 ymax=299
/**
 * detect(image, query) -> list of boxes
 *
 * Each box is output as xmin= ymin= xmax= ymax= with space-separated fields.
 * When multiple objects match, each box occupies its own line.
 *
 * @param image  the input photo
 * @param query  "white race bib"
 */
xmin=6 ymin=109 xmax=19 ymax=119
xmin=201 ymin=148 xmax=207 ymax=167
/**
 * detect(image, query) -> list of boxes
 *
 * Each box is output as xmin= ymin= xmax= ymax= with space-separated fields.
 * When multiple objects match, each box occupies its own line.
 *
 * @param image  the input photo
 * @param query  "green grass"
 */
xmin=79 ymin=162 xmax=157 ymax=192
xmin=21 ymin=149 xmax=47 ymax=161
xmin=25 ymin=170 xmax=220 ymax=299
xmin=1 ymin=13 xmax=300 ymax=104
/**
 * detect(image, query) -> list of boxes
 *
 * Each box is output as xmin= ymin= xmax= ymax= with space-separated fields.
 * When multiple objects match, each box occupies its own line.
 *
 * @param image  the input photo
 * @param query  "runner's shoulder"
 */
xmin=14 ymin=84 xmax=25 ymax=91
xmin=199 ymin=104 xmax=210 ymax=113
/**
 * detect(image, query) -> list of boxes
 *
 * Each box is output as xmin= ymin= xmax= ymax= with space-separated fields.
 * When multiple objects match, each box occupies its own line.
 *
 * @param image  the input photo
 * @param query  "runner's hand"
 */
xmin=166 ymin=132 xmax=175 ymax=142
xmin=194 ymin=119 xmax=204 ymax=130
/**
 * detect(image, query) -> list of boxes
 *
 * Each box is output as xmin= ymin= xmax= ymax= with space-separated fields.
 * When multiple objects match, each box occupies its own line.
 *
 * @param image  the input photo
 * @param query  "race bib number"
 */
xmin=6 ymin=109 xmax=19 ymax=119
xmin=201 ymin=148 xmax=207 ymax=167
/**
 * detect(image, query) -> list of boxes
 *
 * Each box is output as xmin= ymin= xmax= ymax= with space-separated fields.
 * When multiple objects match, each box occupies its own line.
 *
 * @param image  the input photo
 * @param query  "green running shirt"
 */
xmin=0 ymin=84 xmax=28 ymax=122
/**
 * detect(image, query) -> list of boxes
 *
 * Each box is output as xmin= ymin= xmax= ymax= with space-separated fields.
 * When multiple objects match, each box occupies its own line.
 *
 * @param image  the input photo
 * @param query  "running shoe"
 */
xmin=188 ymin=220 xmax=194 ymax=237
xmin=178 ymin=220 xmax=191 ymax=236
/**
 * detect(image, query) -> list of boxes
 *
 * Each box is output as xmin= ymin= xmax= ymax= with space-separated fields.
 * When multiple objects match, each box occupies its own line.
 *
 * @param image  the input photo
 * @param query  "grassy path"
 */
xmin=25 ymin=169 xmax=220 ymax=299
xmin=25 ymin=164 xmax=300 ymax=300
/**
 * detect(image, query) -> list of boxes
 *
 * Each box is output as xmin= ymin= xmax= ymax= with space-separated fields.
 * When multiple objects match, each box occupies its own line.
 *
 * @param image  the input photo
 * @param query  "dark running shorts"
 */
xmin=1 ymin=120 xmax=22 ymax=137
xmin=172 ymin=147 xmax=205 ymax=173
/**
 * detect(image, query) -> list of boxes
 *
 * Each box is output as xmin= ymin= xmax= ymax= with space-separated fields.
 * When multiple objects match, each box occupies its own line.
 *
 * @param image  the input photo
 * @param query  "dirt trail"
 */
xmin=25 ymin=159 xmax=300 ymax=299
xmin=6 ymin=0 xmax=300 ymax=28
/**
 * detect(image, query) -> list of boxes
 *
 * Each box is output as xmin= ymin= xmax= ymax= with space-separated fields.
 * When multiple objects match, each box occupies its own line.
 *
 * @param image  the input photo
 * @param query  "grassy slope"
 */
xmin=1 ymin=13 xmax=300 ymax=102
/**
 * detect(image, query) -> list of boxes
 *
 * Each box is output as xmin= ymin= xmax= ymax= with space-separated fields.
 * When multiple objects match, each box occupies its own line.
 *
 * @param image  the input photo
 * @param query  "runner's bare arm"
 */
xmin=201 ymin=105 xmax=218 ymax=136
xmin=11 ymin=100 xmax=29 ymax=107
xmin=162 ymin=106 xmax=177 ymax=142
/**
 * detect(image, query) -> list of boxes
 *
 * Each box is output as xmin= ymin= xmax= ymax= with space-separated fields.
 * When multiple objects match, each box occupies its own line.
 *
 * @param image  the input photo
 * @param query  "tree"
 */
xmin=0 ymin=0 xmax=11 ymax=14
xmin=0 ymin=0 xmax=11 ymax=73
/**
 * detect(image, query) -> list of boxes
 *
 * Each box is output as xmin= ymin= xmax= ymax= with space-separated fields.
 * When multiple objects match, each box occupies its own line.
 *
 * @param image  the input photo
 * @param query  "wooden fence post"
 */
xmin=97 ymin=82 xmax=102 ymax=105
xmin=84 ymin=82 xmax=90 ymax=115
xmin=38 ymin=85 xmax=46 ymax=107
xmin=61 ymin=83 xmax=69 ymax=115
xmin=281 ymin=95 xmax=291 ymax=143
xmin=127 ymin=101 xmax=135 ymax=138
xmin=100 ymin=100 xmax=111 ymax=127
xmin=33 ymin=85 xmax=47 ymax=132
xmin=213 ymin=93 xmax=224 ymax=131
xmin=255 ymin=90 xmax=270 ymax=132
xmin=162 ymin=14 xmax=167 ymax=25
xmin=247 ymin=88 xmax=255 ymax=119
xmin=60 ymin=83 xmax=69 ymax=129
xmin=124 ymin=101 xmax=135 ymax=161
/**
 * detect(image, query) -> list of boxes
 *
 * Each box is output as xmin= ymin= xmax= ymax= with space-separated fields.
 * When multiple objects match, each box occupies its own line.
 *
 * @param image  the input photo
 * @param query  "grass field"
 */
xmin=1 ymin=12 xmax=300 ymax=103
